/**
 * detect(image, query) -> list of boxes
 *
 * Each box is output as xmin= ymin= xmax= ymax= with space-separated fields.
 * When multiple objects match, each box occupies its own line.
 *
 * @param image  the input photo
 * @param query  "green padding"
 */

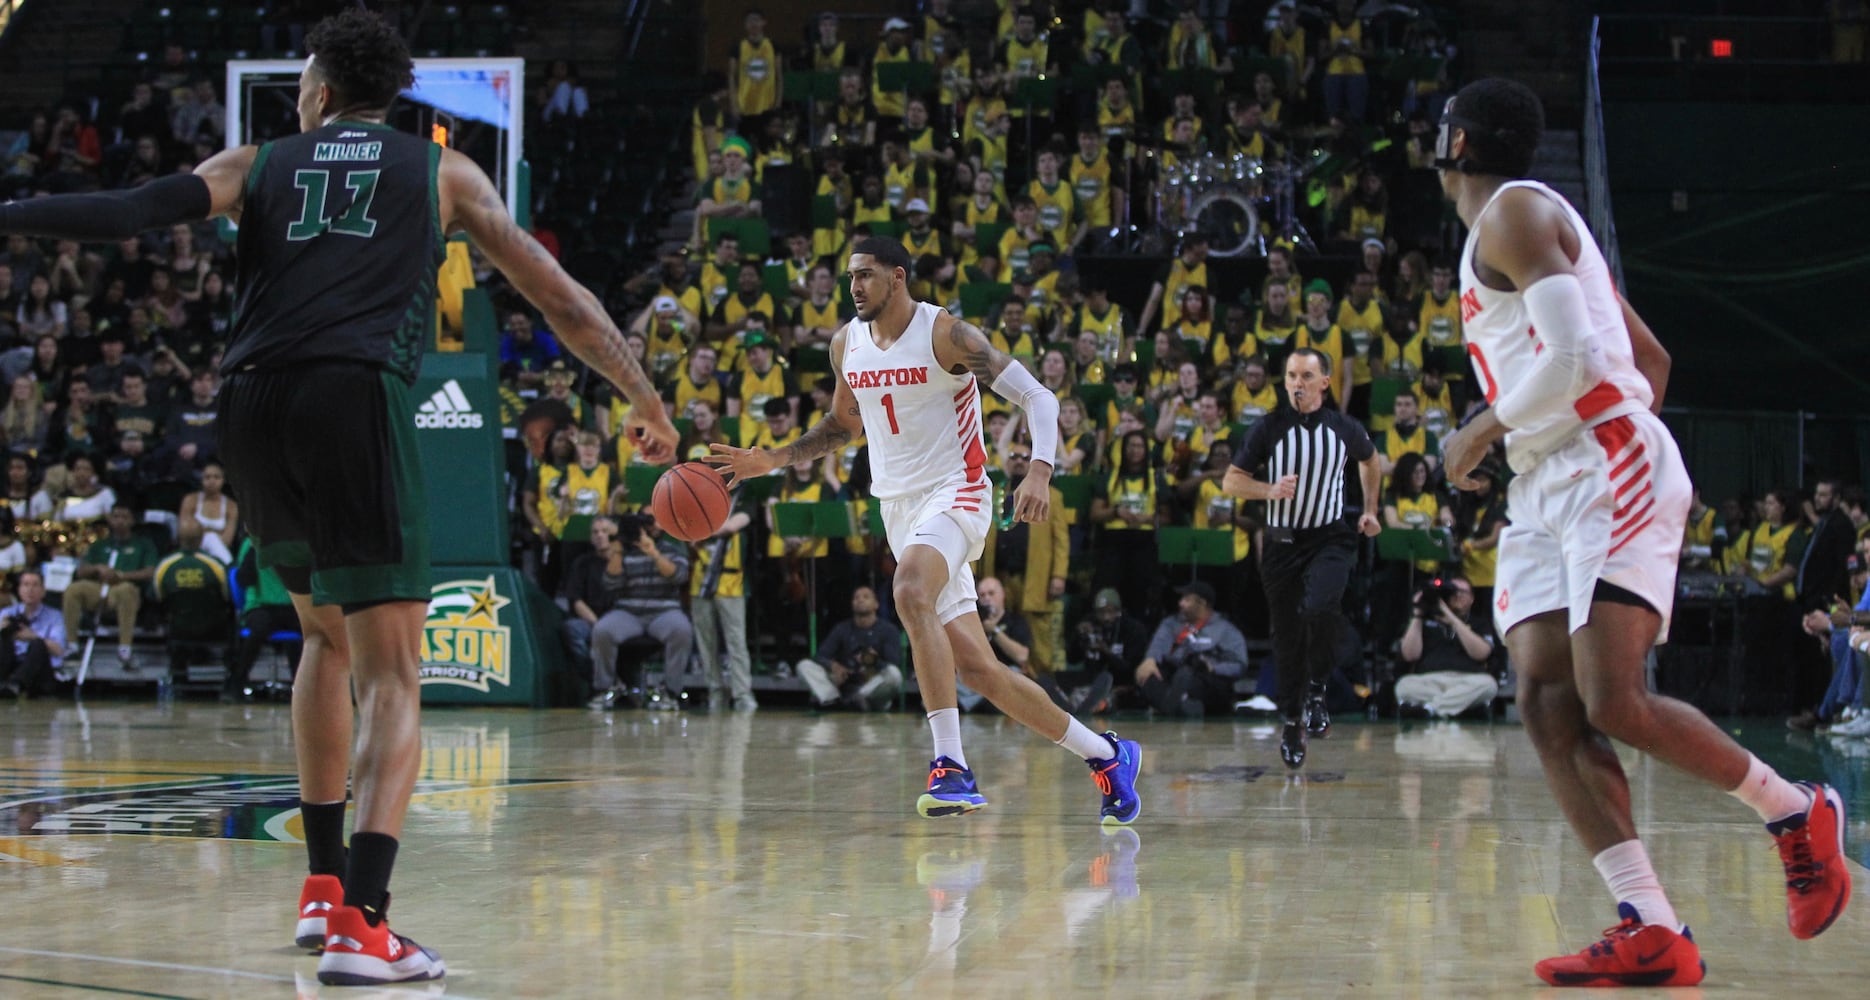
xmin=875 ymin=60 xmax=935 ymax=93
xmin=418 ymin=566 xmax=567 ymax=708
xmin=737 ymin=472 xmax=783 ymax=504
xmin=1432 ymin=345 xmax=1467 ymax=377
xmin=866 ymin=219 xmax=901 ymax=238
xmin=1012 ymin=76 xmax=1057 ymax=107
xmin=783 ymin=70 xmax=841 ymax=103
xmin=1132 ymin=338 xmax=1155 ymax=371
xmin=763 ymin=262 xmax=793 ymax=300
xmin=1156 ymin=526 xmax=1236 ymax=567
xmin=959 ymin=282 xmax=1011 ymax=319
xmin=708 ymin=216 xmax=770 ymax=257
xmin=719 ymin=415 xmax=740 ymax=445
xmin=811 ymin=193 xmax=841 ymax=228
xmin=773 ymin=501 xmax=856 ymax=537
xmin=1376 ymin=528 xmax=1450 ymax=562
xmin=791 ymin=347 xmax=832 ymax=377
xmin=561 ymin=513 xmax=594 ymax=544
xmin=624 ymin=463 xmax=671 ymax=505
xmin=1369 ymin=376 xmax=1409 ymax=418
xmin=1074 ymin=382 xmax=1113 ymax=418
xmin=1381 ymin=52 xmax=1445 ymax=83
xmin=974 ymin=221 xmax=1009 ymax=257
xmin=1051 ymin=474 xmax=1093 ymax=513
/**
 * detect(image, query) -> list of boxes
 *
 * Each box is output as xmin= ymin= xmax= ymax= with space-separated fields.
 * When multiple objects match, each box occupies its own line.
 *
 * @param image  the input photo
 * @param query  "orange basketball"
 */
xmin=651 ymin=462 xmax=733 ymax=542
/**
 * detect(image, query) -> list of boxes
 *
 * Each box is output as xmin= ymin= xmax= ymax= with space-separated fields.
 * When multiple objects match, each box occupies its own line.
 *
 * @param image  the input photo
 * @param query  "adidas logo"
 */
xmin=415 ymin=379 xmax=484 ymax=429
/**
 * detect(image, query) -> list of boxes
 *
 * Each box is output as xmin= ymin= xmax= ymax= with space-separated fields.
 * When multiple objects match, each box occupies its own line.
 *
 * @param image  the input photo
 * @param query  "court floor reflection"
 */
xmin=0 ymin=703 xmax=1864 ymax=998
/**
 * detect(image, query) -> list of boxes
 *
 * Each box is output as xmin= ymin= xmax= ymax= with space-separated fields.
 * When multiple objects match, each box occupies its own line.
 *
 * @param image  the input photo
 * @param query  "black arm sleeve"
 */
xmin=0 ymin=174 xmax=215 ymax=242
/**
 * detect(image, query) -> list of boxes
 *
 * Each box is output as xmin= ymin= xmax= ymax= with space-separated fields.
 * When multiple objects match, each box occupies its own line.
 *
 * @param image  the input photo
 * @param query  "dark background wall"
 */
xmin=1605 ymin=103 xmax=1870 ymax=415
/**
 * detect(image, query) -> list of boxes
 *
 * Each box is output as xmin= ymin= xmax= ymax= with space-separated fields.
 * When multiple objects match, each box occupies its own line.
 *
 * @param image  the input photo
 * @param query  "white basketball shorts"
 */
xmin=1493 ymin=410 xmax=1689 ymax=643
xmin=880 ymin=476 xmax=994 ymax=624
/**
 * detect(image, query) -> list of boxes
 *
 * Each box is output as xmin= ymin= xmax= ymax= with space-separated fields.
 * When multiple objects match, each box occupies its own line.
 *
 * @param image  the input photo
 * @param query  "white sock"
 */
xmin=1593 ymin=840 xmax=1682 ymax=933
xmin=928 ymin=708 xmax=966 ymax=768
xmin=1728 ymin=753 xmax=1812 ymax=825
xmin=1056 ymin=718 xmax=1116 ymax=761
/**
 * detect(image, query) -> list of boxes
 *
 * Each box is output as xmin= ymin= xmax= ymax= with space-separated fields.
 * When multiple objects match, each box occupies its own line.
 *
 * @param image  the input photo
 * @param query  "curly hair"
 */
xmin=306 ymin=8 xmax=415 ymax=113
xmin=1447 ymin=78 xmax=1544 ymax=178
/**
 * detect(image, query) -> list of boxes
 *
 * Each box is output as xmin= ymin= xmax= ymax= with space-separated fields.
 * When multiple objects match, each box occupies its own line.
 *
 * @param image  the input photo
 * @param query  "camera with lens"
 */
xmin=1415 ymin=577 xmax=1458 ymax=617
xmin=614 ymin=513 xmax=657 ymax=546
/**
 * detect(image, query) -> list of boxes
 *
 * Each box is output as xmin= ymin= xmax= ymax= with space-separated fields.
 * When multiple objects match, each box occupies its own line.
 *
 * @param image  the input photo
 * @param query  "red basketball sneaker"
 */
xmin=1770 ymin=781 xmax=1852 ymax=940
xmin=294 ymin=874 xmax=343 ymax=951
xmin=1534 ymin=904 xmax=1705 ymax=988
xmin=316 ymin=902 xmax=445 ymax=986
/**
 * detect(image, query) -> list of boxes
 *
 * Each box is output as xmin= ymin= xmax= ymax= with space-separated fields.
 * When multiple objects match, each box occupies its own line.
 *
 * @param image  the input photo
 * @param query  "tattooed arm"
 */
xmin=707 ymin=326 xmax=863 ymax=483
xmin=443 ymin=149 xmax=676 ymax=461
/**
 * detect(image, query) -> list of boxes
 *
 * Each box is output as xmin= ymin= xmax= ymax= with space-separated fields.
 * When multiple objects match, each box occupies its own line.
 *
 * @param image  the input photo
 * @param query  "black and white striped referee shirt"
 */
xmin=1231 ymin=406 xmax=1377 ymax=529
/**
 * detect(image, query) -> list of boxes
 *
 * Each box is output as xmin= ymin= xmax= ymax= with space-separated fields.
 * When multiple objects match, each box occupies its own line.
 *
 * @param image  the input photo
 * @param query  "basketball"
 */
xmin=651 ymin=462 xmax=733 ymax=541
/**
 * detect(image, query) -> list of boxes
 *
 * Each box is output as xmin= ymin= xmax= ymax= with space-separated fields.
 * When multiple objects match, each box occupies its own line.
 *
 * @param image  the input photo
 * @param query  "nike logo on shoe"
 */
xmin=302 ymin=901 xmax=333 ymax=916
xmin=1634 ymin=946 xmax=1671 ymax=966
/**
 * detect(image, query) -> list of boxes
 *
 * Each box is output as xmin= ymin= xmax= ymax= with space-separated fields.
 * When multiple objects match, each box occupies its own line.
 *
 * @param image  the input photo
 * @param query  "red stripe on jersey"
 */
xmin=1576 ymin=382 xmax=1627 ymax=422
xmin=1609 ymin=444 xmax=1647 ymax=482
xmin=957 ymin=482 xmax=989 ymax=493
xmin=953 ymin=504 xmax=980 ymax=512
xmin=1614 ymin=482 xmax=1653 ymax=520
xmin=953 ymin=378 xmax=976 ymax=402
xmin=957 ymin=394 xmax=986 ymax=482
xmin=1608 ymin=517 xmax=1656 ymax=557
xmin=1591 ymin=414 xmax=1635 ymax=457
xmin=1615 ymin=463 xmax=1652 ymax=499
xmin=1613 ymin=499 xmax=1656 ymax=538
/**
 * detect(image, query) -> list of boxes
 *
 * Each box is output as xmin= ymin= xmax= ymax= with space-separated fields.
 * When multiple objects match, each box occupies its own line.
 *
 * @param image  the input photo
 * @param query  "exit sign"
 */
xmin=1711 ymin=38 xmax=1733 ymax=57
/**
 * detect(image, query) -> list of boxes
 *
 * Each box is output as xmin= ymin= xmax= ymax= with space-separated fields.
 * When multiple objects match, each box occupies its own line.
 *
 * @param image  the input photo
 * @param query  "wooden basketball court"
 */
xmin=1 ymin=703 xmax=1863 ymax=998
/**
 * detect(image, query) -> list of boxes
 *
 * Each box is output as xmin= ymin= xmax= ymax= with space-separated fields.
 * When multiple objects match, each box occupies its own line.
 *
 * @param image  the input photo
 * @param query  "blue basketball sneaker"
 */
xmin=917 ymin=756 xmax=988 ymax=817
xmin=1090 ymin=732 xmax=1142 ymax=826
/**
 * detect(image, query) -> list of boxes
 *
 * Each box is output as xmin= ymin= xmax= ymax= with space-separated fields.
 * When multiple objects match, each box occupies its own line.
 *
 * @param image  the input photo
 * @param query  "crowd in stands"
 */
xmin=2 ymin=1 xmax=1864 ymax=736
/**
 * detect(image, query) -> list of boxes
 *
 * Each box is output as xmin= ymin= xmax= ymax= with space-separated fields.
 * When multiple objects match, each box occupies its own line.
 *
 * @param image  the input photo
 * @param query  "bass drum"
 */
xmin=1187 ymin=185 xmax=1261 ymax=258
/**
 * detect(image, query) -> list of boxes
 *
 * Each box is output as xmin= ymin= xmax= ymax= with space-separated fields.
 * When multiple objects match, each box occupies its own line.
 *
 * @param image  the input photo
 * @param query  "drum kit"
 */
xmin=1139 ymin=141 xmax=1324 ymax=258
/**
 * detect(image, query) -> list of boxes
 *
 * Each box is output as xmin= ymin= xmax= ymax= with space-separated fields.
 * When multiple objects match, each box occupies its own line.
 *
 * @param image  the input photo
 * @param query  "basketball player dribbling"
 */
xmin=708 ymin=238 xmax=1143 ymax=825
xmin=1435 ymin=79 xmax=1848 ymax=987
xmin=1 ymin=10 xmax=679 ymax=987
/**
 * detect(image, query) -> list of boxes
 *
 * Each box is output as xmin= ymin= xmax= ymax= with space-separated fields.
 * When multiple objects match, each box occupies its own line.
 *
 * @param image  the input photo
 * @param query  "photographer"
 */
xmin=1057 ymin=588 xmax=1150 ymax=716
xmin=562 ymin=514 xmax=693 ymax=709
xmin=0 ymin=569 xmax=65 ymax=699
xmin=796 ymin=585 xmax=904 ymax=710
xmin=1394 ymin=574 xmax=1497 ymax=718
xmin=956 ymin=576 xmax=1034 ymax=712
xmin=1133 ymin=582 xmax=1249 ymax=718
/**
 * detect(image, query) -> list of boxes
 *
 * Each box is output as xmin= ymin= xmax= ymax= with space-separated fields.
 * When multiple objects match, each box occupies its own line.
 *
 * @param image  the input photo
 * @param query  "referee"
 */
xmin=1224 ymin=349 xmax=1381 ymax=769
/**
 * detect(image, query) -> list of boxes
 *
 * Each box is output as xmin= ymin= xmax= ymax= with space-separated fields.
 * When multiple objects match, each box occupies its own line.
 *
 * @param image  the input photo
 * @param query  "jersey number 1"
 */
xmin=880 ymin=393 xmax=901 ymax=434
xmin=288 ymin=168 xmax=381 ymax=241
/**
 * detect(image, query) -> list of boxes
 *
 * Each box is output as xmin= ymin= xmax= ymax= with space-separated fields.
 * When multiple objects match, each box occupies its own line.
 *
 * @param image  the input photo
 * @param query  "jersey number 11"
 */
xmin=287 ymin=168 xmax=382 ymax=241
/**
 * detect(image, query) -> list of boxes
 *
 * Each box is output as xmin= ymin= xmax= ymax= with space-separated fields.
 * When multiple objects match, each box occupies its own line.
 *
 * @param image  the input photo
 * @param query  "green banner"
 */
xmin=419 ymin=566 xmax=566 ymax=707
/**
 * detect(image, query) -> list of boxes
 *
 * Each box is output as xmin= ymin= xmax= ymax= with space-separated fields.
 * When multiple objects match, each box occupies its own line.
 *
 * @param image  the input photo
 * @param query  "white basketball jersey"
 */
xmin=1459 ymin=180 xmax=1652 ymax=474
xmin=843 ymin=300 xmax=989 ymax=502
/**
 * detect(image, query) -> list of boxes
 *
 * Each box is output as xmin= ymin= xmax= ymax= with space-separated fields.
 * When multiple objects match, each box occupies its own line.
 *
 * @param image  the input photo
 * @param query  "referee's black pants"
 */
xmin=1262 ymin=525 xmax=1359 ymax=721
